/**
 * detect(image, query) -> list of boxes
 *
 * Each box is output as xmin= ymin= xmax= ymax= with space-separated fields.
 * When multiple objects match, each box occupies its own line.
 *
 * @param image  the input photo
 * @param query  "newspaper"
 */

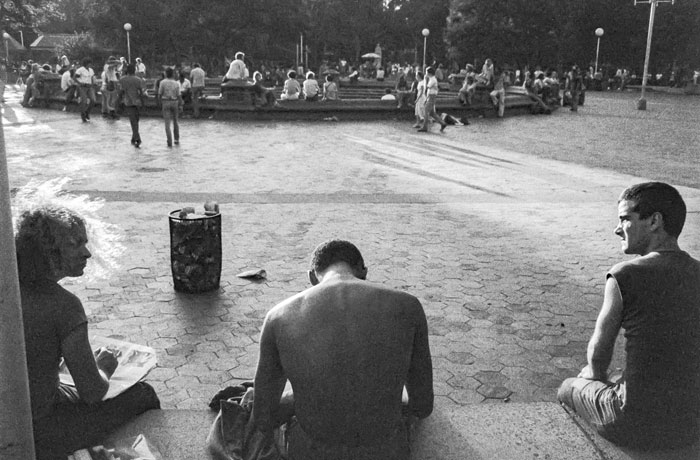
xmin=69 ymin=434 xmax=163 ymax=460
xmin=59 ymin=336 xmax=157 ymax=400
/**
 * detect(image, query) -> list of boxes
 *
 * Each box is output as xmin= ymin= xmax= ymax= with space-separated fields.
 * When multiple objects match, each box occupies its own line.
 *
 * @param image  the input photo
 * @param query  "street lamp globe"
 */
xmin=595 ymin=28 xmax=604 ymax=37
xmin=124 ymin=23 xmax=132 ymax=32
xmin=422 ymin=28 xmax=430 ymax=37
xmin=2 ymin=32 xmax=9 ymax=41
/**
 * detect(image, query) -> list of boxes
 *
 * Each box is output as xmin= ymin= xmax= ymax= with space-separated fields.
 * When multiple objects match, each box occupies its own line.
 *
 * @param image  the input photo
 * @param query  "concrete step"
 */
xmin=103 ymin=402 xmax=700 ymax=460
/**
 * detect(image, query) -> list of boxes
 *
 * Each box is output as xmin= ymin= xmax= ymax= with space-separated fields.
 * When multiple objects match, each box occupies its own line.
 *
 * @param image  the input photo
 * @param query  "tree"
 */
xmin=1 ymin=0 xmax=64 ymax=34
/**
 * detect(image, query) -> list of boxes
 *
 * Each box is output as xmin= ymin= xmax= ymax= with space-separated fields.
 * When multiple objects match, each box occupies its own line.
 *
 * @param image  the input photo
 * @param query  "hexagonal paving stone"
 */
xmin=477 ymin=384 xmax=513 ymax=399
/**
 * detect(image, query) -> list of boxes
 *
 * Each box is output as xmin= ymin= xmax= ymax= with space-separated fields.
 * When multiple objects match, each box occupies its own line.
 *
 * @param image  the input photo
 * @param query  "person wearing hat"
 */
xmin=417 ymin=66 xmax=447 ymax=133
xmin=223 ymin=51 xmax=248 ymax=82
xmin=101 ymin=56 xmax=120 ymax=119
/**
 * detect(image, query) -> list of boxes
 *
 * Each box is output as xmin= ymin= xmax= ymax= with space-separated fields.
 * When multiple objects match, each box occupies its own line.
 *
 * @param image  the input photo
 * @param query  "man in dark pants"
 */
xmin=565 ymin=64 xmax=583 ymax=112
xmin=558 ymin=182 xmax=700 ymax=450
xmin=119 ymin=63 xmax=145 ymax=147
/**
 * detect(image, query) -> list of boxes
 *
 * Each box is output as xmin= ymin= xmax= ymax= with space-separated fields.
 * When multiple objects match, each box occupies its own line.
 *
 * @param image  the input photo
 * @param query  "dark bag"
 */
xmin=106 ymin=81 xmax=116 ymax=92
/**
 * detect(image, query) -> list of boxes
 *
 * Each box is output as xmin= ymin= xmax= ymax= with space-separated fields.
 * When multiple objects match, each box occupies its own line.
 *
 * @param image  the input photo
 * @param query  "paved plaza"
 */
xmin=4 ymin=89 xmax=700 ymax=415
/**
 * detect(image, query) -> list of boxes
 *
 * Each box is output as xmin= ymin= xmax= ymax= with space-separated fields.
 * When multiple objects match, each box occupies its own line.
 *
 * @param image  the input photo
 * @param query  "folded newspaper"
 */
xmin=69 ymin=434 xmax=162 ymax=460
xmin=59 ymin=336 xmax=157 ymax=400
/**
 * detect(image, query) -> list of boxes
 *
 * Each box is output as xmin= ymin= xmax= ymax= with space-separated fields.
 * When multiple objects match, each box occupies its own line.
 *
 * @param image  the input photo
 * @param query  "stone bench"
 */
xmin=103 ymin=402 xmax=700 ymax=459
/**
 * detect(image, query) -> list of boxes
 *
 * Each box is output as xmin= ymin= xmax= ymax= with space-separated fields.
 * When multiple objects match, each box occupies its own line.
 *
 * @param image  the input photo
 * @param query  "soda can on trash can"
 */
xmin=168 ymin=209 xmax=222 ymax=293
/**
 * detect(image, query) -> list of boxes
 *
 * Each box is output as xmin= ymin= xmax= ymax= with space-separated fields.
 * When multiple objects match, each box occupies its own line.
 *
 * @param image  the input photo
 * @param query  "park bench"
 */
xmin=103 ymin=401 xmax=700 ymax=459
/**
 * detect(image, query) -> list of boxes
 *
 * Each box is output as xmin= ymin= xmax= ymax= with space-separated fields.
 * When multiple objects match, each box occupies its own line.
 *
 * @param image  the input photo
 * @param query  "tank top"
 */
xmin=608 ymin=251 xmax=700 ymax=447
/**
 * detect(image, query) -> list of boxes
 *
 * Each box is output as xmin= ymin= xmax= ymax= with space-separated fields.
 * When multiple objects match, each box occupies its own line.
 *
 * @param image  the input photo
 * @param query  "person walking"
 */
xmin=413 ymin=71 xmax=426 ymax=128
xmin=74 ymin=58 xmax=96 ymax=122
xmin=418 ymin=67 xmax=447 ymax=133
xmin=189 ymin=63 xmax=206 ymax=118
xmin=119 ymin=63 xmax=146 ymax=148
xmin=157 ymin=67 xmax=182 ymax=147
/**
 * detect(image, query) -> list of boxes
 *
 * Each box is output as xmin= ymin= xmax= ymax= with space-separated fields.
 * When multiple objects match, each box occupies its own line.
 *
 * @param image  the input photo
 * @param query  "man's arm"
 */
xmin=252 ymin=312 xmax=287 ymax=433
xmin=406 ymin=299 xmax=434 ymax=419
xmin=580 ymin=276 xmax=623 ymax=380
xmin=61 ymin=323 xmax=117 ymax=403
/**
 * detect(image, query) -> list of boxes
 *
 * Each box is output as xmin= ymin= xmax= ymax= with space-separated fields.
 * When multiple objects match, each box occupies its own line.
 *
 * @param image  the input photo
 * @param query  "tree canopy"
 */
xmin=3 ymin=0 xmax=698 ymax=75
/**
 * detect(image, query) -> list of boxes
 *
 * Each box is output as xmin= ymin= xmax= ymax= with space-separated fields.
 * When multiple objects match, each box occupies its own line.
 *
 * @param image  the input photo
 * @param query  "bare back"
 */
xmin=255 ymin=277 xmax=433 ymax=446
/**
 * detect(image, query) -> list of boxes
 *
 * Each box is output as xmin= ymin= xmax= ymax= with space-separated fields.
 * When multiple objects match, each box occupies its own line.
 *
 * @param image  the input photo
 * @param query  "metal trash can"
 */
xmin=169 ymin=209 xmax=221 ymax=293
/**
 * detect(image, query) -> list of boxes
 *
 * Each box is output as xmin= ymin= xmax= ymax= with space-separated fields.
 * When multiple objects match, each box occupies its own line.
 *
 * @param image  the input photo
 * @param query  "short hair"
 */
xmin=287 ymin=70 xmax=296 ymax=79
xmin=235 ymin=52 xmax=244 ymax=60
xmin=193 ymin=63 xmax=200 ymax=68
xmin=15 ymin=206 xmax=86 ymax=282
xmin=306 ymin=71 xmax=314 ymax=79
xmin=416 ymin=71 xmax=424 ymax=79
xmin=165 ymin=67 xmax=174 ymax=78
xmin=325 ymin=74 xmax=334 ymax=82
xmin=81 ymin=57 xmax=91 ymax=67
xmin=310 ymin=240 xmax=365 ymax=274
xmin=426 ymin=66 xmax=435 ymax=75
xmin=253 ymin=71 xmax=262 ymax=80
xmin=126 ymin=63 xmax=136 ymax=75
xmin=619 ymin=182 xmax=686 ymax=238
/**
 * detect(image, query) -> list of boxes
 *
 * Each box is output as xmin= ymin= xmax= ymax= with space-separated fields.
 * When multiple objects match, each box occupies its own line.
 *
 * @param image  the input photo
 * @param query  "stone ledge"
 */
xmin=104 ymin=402 xmax=699 ymax=459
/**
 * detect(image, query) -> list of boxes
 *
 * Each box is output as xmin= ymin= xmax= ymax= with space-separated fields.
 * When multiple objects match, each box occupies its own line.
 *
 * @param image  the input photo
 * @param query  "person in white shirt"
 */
xmin=224 ymin=52 xmax=248 ymax=82
xmin=74 ymin=58 xmax=96 ymax=122
xmin=380 ymin=88 xmax=396 ymax=101
xmin=302 ymin=71 xmax=320 ymax=101
xmin=135 ymin=58 xmax=146 ymax=78
xmin=178 ymin=71 xmax=192 ymax=105
xmin=418 ymin=67 xmax=446 ymax=133
xmin=60 ymin=67 xmax=77 ymax=112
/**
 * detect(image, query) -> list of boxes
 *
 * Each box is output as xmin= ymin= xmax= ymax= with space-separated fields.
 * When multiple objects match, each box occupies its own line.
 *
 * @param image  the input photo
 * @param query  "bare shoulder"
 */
xmin=264 ymin=288 xmax=312 ymax=323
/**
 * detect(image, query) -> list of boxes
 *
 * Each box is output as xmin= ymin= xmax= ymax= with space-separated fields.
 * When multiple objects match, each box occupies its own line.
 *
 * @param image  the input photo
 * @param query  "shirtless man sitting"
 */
xmin=253 ymin=239 xmax=434 ymax=460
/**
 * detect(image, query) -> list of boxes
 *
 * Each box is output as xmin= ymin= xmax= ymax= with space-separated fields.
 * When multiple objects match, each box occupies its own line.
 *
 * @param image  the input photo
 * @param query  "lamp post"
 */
xmin=421 ymin=28 xmax=429 ymax=71
xmin=2 ymin=33 xmax=10 ymax=82
xmin=594 ymin=28 xmax=604 ymax=76
xmin=635 ymin=0 xmax=674 ymax=110
xmin=123 ymin=23 xmax=132 ymax=63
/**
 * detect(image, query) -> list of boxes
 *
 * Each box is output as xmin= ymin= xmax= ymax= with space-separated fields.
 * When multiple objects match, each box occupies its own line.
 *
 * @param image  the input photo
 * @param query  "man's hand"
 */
xmin=94 ymin=347 xmax=118 ymax=379
xmin=577 ymin=364 xmax=604 ymax=381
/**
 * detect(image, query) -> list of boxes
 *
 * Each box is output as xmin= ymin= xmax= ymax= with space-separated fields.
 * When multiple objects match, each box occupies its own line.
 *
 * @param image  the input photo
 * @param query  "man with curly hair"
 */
xmin=15 ymin=205 xmax=160 ymax=460
xmin=253 ymin=239 xmax=434 ymax=460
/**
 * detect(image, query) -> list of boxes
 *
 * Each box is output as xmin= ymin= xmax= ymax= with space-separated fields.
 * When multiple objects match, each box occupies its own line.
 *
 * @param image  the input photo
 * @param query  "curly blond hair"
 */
xmin=15 ymin=205 xmax=85 ymax=281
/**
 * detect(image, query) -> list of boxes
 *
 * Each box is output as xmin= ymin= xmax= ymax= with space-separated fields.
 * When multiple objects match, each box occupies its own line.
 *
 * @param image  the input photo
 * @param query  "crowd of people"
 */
xmin=16 ymin=179 xmax=700 ymax=459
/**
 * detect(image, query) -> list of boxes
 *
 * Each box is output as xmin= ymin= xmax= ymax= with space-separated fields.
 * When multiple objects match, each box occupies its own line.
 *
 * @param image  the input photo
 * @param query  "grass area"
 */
xmin=470 ymin=91 xmax=700 ymax=189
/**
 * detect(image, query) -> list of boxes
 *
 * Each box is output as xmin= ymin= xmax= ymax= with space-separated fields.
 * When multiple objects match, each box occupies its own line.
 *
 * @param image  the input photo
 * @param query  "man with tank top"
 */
xmin=558 ymin=182 xmax=700 ymax=450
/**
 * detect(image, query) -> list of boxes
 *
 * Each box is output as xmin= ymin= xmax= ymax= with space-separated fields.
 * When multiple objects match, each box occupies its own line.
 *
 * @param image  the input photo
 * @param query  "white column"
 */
xmin=0 ymin=111 xmax=35 ymax=458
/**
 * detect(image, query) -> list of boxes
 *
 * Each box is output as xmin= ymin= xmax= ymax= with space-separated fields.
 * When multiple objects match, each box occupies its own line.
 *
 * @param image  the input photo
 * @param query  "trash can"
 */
xmin=169 ymin=209 xmax=222 ymax=293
